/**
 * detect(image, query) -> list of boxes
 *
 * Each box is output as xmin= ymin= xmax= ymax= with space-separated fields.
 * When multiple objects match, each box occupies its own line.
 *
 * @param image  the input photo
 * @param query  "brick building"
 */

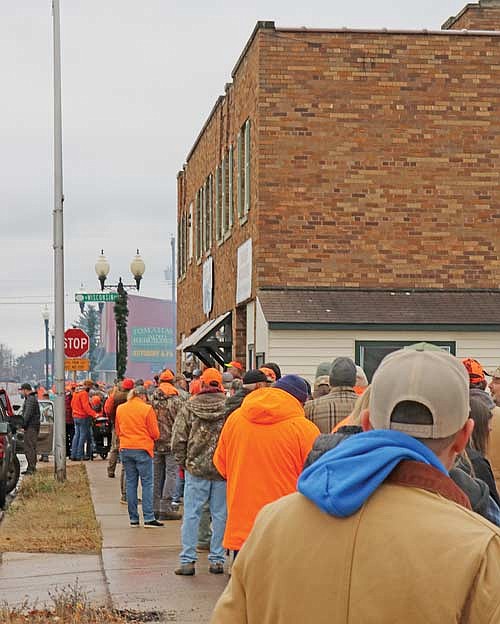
xmin=176 ymin=0 xmax=500 ymax=380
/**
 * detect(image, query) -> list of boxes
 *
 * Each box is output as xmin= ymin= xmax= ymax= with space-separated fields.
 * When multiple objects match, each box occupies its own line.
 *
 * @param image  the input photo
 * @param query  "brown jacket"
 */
xmin=304 ymin=386 xmax=358 ymax=433
xmin=211 ymin=461 xmax=500 ymax=624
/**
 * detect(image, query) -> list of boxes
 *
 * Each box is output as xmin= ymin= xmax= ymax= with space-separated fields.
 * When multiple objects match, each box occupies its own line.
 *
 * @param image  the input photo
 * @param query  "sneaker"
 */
xmin=120 ymin=498 xmax=127 ymax=505
xmin=130 ymin=521 xmax=140 ymax=527
xmin=196 ymin=543 xmax=210 ymax=552
xmin=22 ymin=469 xmax=35 ymax=475
xmin=158 ymin=511 xmax=182 ymax=521
xmin=108 ymin=473 xmax=115 ymax=478
xmin=174 ymin=563 xmax=195 ymax=576
xmin=144 ymin=519 xmax=164 ymax=528
xmin=209 ymin=563 xmax=224 ymax=575
xmin=171 ymin=501 xmax=180 ymax=509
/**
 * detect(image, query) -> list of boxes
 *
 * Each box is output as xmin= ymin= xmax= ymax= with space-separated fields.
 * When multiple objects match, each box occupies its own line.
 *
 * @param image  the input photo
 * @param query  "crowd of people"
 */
xmin=17 ymin=347 xmax=500 ymax=619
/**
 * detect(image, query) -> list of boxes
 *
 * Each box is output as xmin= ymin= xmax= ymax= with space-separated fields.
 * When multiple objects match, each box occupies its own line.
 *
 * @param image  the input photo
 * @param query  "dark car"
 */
xmin=0 ymin=389 xmax=20 ymax=508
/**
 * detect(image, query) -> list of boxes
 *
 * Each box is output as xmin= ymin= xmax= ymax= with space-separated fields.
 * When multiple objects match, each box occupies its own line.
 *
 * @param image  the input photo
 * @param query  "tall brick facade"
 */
xmin=177 ymin=1 xmax=500 ymax=367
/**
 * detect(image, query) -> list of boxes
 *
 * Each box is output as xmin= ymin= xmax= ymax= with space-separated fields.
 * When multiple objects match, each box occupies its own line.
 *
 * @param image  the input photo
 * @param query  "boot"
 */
xmin=174 ymin=563 xmax=195 ymax=576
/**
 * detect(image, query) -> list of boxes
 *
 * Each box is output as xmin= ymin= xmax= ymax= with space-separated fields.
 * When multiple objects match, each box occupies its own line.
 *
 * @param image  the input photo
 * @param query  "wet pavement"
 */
xmin=0 ymin=458 xmax=227 ymax=623
xmin=87 ymin=460 xmax=227 ymax=622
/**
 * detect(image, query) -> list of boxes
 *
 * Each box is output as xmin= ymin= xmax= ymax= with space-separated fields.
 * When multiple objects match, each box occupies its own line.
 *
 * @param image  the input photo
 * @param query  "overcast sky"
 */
xmin=0 ymin=0 xmax=464 ymax=358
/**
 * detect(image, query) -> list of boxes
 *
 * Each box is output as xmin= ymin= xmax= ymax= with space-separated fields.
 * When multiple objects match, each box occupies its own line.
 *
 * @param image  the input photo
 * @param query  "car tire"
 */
xmin=5 ymin=455 xmax=20 ymax=494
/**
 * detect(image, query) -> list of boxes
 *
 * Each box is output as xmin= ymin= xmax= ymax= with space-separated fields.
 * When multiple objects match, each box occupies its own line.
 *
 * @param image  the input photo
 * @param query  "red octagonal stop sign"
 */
xmin=64 ymin=328 xmax=90 ymax=358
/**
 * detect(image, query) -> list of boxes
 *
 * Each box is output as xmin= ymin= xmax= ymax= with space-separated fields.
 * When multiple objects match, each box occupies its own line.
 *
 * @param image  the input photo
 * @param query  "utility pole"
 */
xmin=52 ymin=0 xmax=66 ymax=482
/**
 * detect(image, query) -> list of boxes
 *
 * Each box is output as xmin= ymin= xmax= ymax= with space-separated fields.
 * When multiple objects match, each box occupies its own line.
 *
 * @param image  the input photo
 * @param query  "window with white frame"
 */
xmin=227 ymin=144 xmax=234 ymax=233
xmin=204 ymin=174 xmax=212 ymax=252
xmin=188 ymin=202 xmax=193 ymax=263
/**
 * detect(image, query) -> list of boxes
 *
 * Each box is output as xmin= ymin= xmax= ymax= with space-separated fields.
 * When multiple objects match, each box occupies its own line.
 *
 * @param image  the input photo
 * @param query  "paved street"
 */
xmin=0 ymin=459 xmax=226 ymax=623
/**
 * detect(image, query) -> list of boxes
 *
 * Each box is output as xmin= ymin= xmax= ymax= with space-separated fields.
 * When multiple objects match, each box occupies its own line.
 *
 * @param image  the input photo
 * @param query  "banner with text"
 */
xmin=130 ymin=327 xmax=175 ymax=363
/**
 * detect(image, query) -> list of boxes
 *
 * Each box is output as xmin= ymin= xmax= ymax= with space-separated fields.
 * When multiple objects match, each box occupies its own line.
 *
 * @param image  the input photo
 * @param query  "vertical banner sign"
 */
xmin=236 ymin=238 xmax=252 ymax=304
xmin=203 ymin=256 xmax=214 ymax=316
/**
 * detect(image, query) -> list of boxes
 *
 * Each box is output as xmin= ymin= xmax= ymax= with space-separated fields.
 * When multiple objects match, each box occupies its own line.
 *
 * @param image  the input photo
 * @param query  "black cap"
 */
xmin=20 ymin=383 xmax=32 ymax=391
xmin=242 ymin=369 xmax=268 ymax=385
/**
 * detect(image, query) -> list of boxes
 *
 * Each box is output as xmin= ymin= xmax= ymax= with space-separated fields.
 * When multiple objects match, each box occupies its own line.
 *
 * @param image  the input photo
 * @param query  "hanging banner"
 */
xmin=236 ymin=238 xmax=252 ymax=304
xmin=203 ymin=256 xmax=214 ymax=316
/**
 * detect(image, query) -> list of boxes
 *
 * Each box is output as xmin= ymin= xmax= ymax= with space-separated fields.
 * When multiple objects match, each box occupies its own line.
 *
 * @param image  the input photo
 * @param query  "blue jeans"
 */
xmin=180 ymin=472 xmax=227 ymax=565
xmin=173 ymin=469 xmax=185 ymax=503
xmin=120 ymin=449 xmax=155 ymax=523
xmin=71 ymin=418 xmax=91 ymax=460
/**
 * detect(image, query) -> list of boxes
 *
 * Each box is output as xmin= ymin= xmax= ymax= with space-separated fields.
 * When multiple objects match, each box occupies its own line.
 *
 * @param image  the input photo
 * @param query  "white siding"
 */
xmin=268 ymin=329 xmax=500 ymax=382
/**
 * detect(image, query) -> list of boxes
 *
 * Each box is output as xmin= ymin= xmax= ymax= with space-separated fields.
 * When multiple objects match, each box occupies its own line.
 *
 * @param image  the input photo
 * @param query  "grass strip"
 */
xmin=0 ymin=465 xmax=101 ymax=553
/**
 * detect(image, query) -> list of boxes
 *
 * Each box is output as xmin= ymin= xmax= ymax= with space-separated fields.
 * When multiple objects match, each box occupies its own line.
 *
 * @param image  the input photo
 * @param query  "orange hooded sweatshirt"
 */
xmin=71 ymin=388 xmax=96 ymax=419
xmin=214 ymin=387 xmax=320 ymax=551
xmin=115 ymin=397 xmax=160 ymax=457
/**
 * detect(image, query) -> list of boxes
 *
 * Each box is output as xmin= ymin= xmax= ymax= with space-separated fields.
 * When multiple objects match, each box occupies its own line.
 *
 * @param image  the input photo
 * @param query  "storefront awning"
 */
xmin=177 ymin=312 xmax=232 ymax=367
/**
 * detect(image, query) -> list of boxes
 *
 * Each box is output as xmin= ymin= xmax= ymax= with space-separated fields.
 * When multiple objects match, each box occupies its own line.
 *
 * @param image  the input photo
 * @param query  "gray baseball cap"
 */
xmin=369 ymin=348 xmax=469 ymax=439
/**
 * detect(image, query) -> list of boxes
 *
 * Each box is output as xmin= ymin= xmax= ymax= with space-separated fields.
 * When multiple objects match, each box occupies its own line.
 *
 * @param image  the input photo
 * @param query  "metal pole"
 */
xmin=52 ymin=0 xmax=66 ymax=481
xmin=44 ymin=318 xmax=50 ymax=390
xmin=51 ymin=331 xmax=55 ymax=385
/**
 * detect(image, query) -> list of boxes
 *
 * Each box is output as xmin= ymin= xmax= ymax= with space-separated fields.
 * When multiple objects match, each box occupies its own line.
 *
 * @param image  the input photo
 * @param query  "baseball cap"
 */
xmin=259 ymin=367 xmax=276 ymax=382
xmin=369 ymin=348 xmax=469 ymax=439
xmin=243 ymin=369 xmax=268 ymax=385
xmin=314 ymin=375 xmax=330 ymax=390
xmin=330 ymin=357 xmax=356 ymax=387
xmin=225 ymin=361 xmax=243 ymax=371
xmin=201 ymin=368 xmax=223 ymax=387
xmin=192 ymin=369 xmax=202 ymax=378
xmin=159 ymin=369 xmax=175 ymax=382
xmin=122 ymin=378 xmax=135 ymax=390
xmin=485 ymin=366 xmax=500 ymax=379
xmin=19 ymin=383 xmax=32 ymax=391
xmin=462 ymin=358 xmax=485 ymax=383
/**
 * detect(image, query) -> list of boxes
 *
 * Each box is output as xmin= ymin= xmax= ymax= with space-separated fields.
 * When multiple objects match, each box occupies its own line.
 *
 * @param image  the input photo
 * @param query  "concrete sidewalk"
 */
xmin=86 ymin=459 xmax=227 ymax=623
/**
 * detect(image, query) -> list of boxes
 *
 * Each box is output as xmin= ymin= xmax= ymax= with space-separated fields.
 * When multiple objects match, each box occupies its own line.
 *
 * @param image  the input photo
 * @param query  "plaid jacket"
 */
xmin=304 ymin=387 xmax=358 ymax=434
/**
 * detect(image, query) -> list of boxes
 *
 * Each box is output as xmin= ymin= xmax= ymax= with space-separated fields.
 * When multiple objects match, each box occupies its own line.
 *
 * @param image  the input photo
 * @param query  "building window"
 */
xmin=221 ymin=155 xmax=227 ymax=238
xmin=204 ymin=174 xmax=212 ymax=253
xmin=182 ymin=211 xmax=188 ymax=274
xmin=237 ymin=120 xmax=251 ymax=221
xmin=196 ymin=190 xmax=202 ymax=261
xmin=177 ymin=218 xmax=182 ymax=279
xmin=188 ymin=202 xmax=193 ymax=263
xmin=355 ymin=340 xmax=456 ymax=382
xmin=215 ymin=165 xmax=222 ymax=243
xmin=227 ymin=145 xmax=234 ymax=234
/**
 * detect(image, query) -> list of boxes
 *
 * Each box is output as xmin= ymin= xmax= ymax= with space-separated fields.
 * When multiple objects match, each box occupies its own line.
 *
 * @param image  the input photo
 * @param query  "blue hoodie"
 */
xmin=298 ymin=429 xmax=448 ymax=518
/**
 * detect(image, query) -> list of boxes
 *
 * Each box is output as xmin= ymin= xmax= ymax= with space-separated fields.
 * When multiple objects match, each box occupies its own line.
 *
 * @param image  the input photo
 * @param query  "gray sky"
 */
xmin=0 ymin=0 xmax=464 ymax=357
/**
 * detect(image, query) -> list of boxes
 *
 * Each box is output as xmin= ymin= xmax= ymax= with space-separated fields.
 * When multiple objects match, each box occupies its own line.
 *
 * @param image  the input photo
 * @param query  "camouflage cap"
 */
xmin=485 ymin=366 xmax=500 ymax=379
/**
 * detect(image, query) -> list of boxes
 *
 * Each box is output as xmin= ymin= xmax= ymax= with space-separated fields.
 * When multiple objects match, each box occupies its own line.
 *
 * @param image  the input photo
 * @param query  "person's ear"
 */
xmin=451 ymin=418 xmax=474 ymax=455
xmin=361 ymin=409 xmax=372 ymax=432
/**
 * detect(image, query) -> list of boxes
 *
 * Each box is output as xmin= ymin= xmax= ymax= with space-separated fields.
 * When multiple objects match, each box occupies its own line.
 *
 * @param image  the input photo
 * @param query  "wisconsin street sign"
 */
xmin=75 ymin=292 xmax=118 ymax=303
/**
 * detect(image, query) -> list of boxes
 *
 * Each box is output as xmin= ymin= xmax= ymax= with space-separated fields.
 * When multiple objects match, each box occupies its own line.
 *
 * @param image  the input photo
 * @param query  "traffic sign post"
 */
xmin=75 ymin=292 xmax=118 ymax=303
xmin=64 ymin=328 xmax=90 ymax=358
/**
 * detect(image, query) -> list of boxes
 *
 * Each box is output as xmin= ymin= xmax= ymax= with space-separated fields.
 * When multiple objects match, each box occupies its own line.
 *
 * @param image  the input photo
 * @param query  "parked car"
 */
xmin=13 ymin=399 xmax=55 ymax=457
xmin=0 ymin=389 xmax=20 ymax=508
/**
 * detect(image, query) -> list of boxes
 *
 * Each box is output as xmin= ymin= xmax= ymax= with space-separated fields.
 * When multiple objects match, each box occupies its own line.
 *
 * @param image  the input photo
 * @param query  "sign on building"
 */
xmin=130 ymin=327 xmax=175 ymax=363
xmin=203 ymin=256 xmax=214 ymax=316
xmin=236 ymin=238 xmax=252 ymax=304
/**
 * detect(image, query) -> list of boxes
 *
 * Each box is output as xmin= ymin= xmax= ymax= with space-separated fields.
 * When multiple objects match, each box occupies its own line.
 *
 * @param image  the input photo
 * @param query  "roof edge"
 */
xmin=231 ymin=20 xmax=276 ymax=79
xmin=276 ymin=25 xmax=500 ymax=36
xmin=442 ymin=3 xmax=478 ymax=29
xmin=186 ymin=95 xmax=225 ymax=164
xmin=268 ymin=322 xmax=500 ymax=331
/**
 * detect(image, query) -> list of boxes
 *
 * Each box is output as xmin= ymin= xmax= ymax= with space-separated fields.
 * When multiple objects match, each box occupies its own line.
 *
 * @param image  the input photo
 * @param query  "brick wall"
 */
xmin=257 ymin=28 xmax=500 ymax=289
xmin=176 ymin=32 xmax=261 ymax=348
xmin=443 ymin=2 xmax=500 ymax=29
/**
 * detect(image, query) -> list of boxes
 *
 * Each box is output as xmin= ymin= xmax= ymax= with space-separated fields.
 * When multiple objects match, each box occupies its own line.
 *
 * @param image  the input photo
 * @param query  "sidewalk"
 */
xmin=86 ymin=459 xmax=227 ymax=623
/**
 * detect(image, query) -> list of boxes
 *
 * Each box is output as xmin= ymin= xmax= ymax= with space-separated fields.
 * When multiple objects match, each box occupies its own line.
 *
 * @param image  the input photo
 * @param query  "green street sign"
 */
xmin=75 ymin=292 xmax=118 ymax=303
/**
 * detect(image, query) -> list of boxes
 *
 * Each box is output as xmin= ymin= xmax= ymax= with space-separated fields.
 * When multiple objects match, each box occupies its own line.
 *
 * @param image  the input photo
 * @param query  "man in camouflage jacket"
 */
xmin=151 ymin=370 xmax=185 ymax=520
xmin=171 ymin=368 xmax=227 ymax=576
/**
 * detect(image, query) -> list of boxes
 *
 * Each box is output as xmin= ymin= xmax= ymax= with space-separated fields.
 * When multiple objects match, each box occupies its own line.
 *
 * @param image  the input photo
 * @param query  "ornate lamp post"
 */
xmin=94 ymin=250 xmax=146 ymax=380
xmin=41 ymin=305 xmax=50 ymax=391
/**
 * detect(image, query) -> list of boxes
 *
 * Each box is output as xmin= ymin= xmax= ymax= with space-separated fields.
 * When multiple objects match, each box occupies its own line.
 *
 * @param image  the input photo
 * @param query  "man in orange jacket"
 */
xmin=214 ymin=374 xmax=320 ymax=557
xmin=70 ymin=380 xmax=97 ymax=461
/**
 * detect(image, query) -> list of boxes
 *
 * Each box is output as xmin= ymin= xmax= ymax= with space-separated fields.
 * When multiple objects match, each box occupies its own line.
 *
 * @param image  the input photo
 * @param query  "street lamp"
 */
xmin=94 ymin=250 xmax=146 ymax=380
xmin=41 ymin=305 xmax=50 ymax=391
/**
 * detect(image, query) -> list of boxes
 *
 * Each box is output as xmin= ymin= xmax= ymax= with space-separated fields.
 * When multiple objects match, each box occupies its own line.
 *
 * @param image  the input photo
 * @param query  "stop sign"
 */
xmin=64 ymin=328 xmax=90 ymax=358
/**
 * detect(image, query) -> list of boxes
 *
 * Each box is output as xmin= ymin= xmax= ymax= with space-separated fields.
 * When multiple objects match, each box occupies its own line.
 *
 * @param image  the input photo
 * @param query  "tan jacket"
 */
xmin=211 ymin=462 xmax=500 ymax=624
xmin=488 ymin=407 xmax=500 ymax=483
